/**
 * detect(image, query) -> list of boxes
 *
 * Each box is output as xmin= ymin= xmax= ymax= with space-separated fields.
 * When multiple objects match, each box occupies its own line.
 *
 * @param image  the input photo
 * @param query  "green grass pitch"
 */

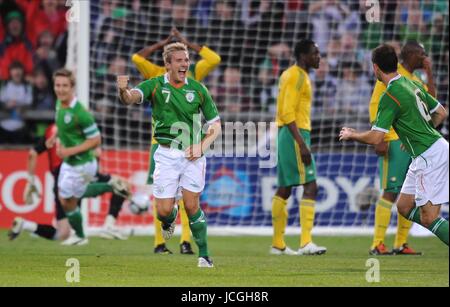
xmin=0 ymin=231 xmax=447 ymax=287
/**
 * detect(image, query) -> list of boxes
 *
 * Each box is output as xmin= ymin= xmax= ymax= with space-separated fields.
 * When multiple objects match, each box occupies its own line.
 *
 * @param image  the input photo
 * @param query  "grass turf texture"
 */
xmin=0 ymin=231 xmax=447 ymax=287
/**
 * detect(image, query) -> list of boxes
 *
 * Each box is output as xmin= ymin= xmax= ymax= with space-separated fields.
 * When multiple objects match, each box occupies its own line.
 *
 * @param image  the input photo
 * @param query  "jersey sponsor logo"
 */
xmin=64 ymin=113 xmax=72 ymax=124
xmin=185 ymin=92 xmax=195 ymax=103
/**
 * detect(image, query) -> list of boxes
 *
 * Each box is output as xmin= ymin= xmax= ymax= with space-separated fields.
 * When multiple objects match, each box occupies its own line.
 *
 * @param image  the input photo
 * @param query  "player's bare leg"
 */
xmin=398 ymin=194 xmax=448 ymax=246
xmin=155 ymin=197 xmax=177 ymax=240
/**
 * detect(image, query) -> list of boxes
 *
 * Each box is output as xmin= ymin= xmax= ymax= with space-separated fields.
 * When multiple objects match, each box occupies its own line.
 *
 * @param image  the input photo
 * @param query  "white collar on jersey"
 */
xmin=388 ymin=74 xmax=401 ymax=86
xmin=61 ymin=96 xmax=77 ymax=108
xmin=164 ymin=73 xmax=188 ymax=85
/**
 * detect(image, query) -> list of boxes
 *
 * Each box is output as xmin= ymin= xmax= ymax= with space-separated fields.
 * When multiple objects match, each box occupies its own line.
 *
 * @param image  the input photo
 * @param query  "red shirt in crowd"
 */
xmin=0 ymin=38 xmax=34 ymax=80
xmin=15 ymin=0 xmax=67 ymax=47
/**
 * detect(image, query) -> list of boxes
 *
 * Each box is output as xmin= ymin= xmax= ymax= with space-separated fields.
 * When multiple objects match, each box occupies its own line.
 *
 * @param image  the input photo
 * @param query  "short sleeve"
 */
xmin=78 ymin=108 xmax=100 ymax=139
xmin=135 ymin=79 xmax=155 ymax=104
xmin=199 ymin=84 xmax=220 ymax=124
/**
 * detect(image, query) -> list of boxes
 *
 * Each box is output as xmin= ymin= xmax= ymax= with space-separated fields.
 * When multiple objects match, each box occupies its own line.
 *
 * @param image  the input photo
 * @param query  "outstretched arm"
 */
xmin=339 ymin=127 xmax=385 ymax=145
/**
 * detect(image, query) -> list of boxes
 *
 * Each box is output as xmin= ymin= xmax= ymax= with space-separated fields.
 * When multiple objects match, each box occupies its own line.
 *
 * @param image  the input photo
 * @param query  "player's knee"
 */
xmin=276 ymin=187 xmax=291 ymax=199
xmin=303 ymin=182 xmax=318 ymax=199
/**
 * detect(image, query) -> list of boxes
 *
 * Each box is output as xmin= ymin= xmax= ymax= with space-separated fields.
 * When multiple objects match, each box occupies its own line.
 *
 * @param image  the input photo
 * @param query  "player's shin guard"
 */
xmin=428 ymin=217 xmax=449 ymax=246
xmin=394 ymin=213 xmax=413 ymax=249
xmin=66 ymin=207 xmax=85 ymax=238
xmin=153 ymin=205 xmax=165 ymax=246
xmin=372 ymin=198 xmax=393 ymax=249
xmin=189 ymin=209 xmax=209 ymax=257
xmin=35 ymin=224 xmax=57 ymax=240
xmin=179 ymin=200 xmax=191 ymax=244
xmin=300 ymin=199 xmax=315 ymax=247
xmin=272 ymin=196 xmax=288 ymax=249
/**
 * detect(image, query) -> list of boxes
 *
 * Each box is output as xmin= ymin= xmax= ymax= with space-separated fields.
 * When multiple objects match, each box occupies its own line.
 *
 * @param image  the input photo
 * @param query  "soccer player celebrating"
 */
xmin=8 ymin=124 xmax=131 ymax=243
xmin=118 ymin=42 xmax=222 ymax=267
xmin=340 ymin=44 xmax=448 ymax=247
xmin=270 ymin=39 xmax=327 ymax=256
xmin=53 ymin=68 xmax=101 ymax=245
xmin=368 ymin=41 xmax=436 ymax=255
xmin=132 ymin=27 xmax=221 ymax=255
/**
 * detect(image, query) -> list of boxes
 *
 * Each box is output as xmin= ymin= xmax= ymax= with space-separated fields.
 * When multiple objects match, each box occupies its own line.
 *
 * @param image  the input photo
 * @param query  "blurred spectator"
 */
xmin=207 ymin=0 xmax=244 ymax=68
xmin=326 ymin=35 xmax=341 ymax=77
xmin=160 ymin=0 xmax=201 ymax=44
xmin=255 ymin=43 xmax=291 ymax=112
xmin=241 ymin=1 xmax=286 ymax=83
xmin=334 ymin=61 xmax=371 ymax=114
xmin=0 ymin=10 xmax=34 ymax=81
xmin=15 ymin=0 xmax=67 ymax=48
xmin=0 ymin=62 xmax=32 ymax=143
xmin=240 ymin=0 xmax=270 ymax=28
xmin=397 ymin=1 xmax=432 ymax=51
xmin=215 ymin=67 xmax=251 ymax=113
xmin=309 ymin=0 xmax=353 ymax=51
xmin=194 ymin=0 xmax=215 ymax=27
xmin=92 ymin=7 xmax=133 ymax=70
xmin=33 ymin=30 xmax=61 ymax=72
xmin=0 ymin=13 xmax=4 ymax=42
xmin=31 ymin=66 xmax=54 ymax=110
xmin=311 ymin=57 xmax=337 ymax=115
xmin=93 ymin=0 xmax=118 ymax=38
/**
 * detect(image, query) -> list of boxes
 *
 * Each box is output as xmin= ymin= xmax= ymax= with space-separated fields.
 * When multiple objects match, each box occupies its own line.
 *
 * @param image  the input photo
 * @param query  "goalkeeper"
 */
xmin=131 ymin=27 xmax=221 ymax=255
xmin=8 ymin=124 xmax=131 ymax=244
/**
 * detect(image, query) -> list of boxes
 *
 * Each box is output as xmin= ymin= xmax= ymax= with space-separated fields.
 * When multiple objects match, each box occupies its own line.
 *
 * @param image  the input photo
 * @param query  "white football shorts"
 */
xmin=401 ymin=138 xmax=449 ymax=207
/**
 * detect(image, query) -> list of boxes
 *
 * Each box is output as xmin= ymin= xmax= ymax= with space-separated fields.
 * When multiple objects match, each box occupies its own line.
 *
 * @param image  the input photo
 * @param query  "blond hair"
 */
xmin=163 ymin=42 xmax=189 ymax=64
xmin=53 ymin=68 xmax=76 ymax=87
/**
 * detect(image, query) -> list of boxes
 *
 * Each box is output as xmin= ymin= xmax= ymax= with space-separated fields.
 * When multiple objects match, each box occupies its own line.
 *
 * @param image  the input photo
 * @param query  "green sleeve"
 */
xmin=372 ymin=93 xmax=399 ymax=132
xmin=199 ymin=84 xmax=220 ymax=123
xmin=78 ymin=107 xmax=100 ymax=139
xmin=135 ymin=79 xmax=155 ymax=103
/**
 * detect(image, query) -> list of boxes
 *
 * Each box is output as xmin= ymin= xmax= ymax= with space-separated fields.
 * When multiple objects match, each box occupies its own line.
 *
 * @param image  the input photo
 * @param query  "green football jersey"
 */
xmin=135 ymin=74 xmax=220 ymax=149
xmin=373 ymin=75 xmax=442 ymax=158
xmin=55 ymin=98 xmax=100 ymax=165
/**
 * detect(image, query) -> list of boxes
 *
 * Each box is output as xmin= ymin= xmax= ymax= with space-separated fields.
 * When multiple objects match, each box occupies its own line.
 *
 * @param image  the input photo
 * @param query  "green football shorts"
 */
xmin=277 ymin=126 xmax=317 ymax=187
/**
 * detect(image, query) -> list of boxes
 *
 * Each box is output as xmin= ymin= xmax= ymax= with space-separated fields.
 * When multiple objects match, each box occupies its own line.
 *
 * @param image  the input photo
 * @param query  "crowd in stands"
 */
xmin=1 ymin=0 xmax=448 ymax=145
xmin=0 ymin=0 xmax=67 ymax=144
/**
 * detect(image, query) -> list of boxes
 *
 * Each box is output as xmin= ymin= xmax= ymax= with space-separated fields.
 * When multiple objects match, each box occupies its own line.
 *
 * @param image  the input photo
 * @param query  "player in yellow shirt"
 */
xmin=270 ymin=39 xmax=326 ymax=256
xmin=132 ymin=28 xmax=221 ymax=254
xmin=368 ymin=41 xmax=436 ymax=255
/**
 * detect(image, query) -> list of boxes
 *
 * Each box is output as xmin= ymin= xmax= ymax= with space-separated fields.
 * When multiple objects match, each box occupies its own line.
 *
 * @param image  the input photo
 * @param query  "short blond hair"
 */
xmin=163 ymin=42 xmax=189 ymax=64
xmin=53 ymin=68 xmax=76 ymax=87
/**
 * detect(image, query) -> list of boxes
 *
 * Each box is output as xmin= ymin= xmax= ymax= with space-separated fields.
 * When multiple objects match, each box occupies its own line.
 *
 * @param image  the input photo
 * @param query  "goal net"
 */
xmin=74 ymin=0 xmax=448 ymax=235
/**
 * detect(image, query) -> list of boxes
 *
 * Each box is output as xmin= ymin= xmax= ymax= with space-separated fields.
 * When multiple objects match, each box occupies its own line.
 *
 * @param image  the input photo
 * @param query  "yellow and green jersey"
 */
xmin=372 ymin=76 xmax=442 ymax=158
xmin=275 ymin=65 xmax=313 ymax=131
xmin=55 ymin=98 xmax=100 ymax=166
xmin=369 ymin=64 xmax=427 ymax=142
xmin=134 ymin=74 xmax=220 ymax=149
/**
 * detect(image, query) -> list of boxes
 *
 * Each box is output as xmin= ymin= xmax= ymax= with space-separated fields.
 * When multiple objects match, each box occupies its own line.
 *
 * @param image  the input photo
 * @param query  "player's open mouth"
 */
xmin=179 ymin=69 xmax=187 ymax=78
